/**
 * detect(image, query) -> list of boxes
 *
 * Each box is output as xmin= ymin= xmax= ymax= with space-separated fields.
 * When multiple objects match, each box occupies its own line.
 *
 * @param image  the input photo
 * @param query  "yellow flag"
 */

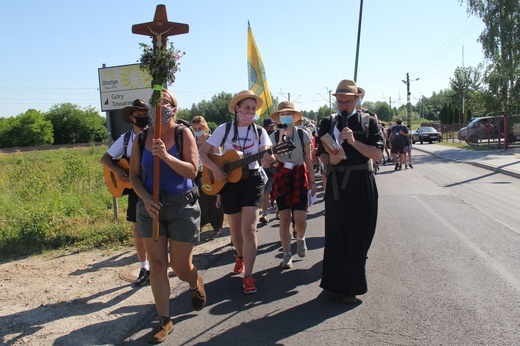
xmin=247 ymin=22 xmax=273 ymax=116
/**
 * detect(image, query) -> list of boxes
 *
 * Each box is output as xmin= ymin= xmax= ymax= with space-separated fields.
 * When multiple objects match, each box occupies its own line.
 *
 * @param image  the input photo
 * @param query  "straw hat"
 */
xmin=121 ymin=99 xmax=149 ymax=124
xmin=271 ymin=101 xmax=303 ymax=124
xmin=228 ymin=90 xmax=263 ymax=114
xmin=332 ymin=79 xmax=362 ymax=97
xmin=357 ymin=87 xmax=366 ymax=99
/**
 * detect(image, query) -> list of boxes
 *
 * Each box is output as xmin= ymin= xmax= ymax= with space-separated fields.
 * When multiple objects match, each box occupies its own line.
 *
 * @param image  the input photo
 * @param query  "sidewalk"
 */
xmin=413 ymin=143 xmax=520 ymax=179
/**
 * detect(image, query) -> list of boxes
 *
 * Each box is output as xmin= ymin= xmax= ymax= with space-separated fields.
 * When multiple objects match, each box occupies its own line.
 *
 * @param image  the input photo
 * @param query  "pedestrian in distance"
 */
xmin=260 ymin=118 xmax=277 ymax=225
xmin=191 ymin=115 xmax=224 ymax=238
xmin=269 ymin=101 xmax=317 ymax=269
xmin=199 ymin=90 xmax=275 ymax=294
xmin=129 ymin=89 xmax=206 ymax=344
xmin=388 ymin=117 xmax=410 ymax=171
xmin=317 ymin=79 xmax=383 ymax=304
xmin=100 ymin=99 xmax=150 ymax=287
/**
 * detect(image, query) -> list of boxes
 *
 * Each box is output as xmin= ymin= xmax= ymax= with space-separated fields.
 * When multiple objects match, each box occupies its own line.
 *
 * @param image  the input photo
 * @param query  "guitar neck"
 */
xmin=225 ymin=148 xmax=272 ymax=173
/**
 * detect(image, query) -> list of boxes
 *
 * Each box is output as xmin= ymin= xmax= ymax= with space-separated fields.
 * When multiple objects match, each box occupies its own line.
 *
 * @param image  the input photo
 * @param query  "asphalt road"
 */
xmin=126 ymin=150 xmax=520 ymax=345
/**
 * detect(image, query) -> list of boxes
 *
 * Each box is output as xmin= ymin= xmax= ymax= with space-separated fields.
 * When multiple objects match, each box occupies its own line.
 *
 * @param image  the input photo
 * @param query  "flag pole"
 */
xmin=353 ymin=0 xmax=364 ymax=82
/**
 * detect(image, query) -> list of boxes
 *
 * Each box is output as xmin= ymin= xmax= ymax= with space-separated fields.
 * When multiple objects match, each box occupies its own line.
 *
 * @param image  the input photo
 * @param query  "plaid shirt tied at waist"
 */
xmin=271 ymin=162 xmax=309 ymax=205
xmin=327 ymin=161 xmax=373 ymax=200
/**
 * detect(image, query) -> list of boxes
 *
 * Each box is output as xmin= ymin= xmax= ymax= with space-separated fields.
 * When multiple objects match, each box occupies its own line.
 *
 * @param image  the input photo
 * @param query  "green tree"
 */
xmin=45 ymin=103 xmax=106 ymax=144
xmin=7 ymin=110 xmax=54 ymax=147
xmin=449 ymin=66 xmax=483 ymax=122
xmin=462 ymin=0 xmax=520 ymax=115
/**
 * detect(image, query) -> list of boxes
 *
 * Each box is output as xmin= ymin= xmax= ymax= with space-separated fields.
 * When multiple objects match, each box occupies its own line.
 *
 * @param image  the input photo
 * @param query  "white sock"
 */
xmin=140 ymin=261 xmax=150 ymax=271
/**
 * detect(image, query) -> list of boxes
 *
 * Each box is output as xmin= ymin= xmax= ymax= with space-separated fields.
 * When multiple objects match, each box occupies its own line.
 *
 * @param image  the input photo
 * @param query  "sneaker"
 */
xmin=233 ymin=255 xmax=244 ymax=274
xmin=148 ymin=316 xmax=173 ymax=344
xmin=134 ymin=268 xmax=150 ymax=287
xmin=280 ymin=252 xmax=293 ymax=269
xmin=409 ymin=164 xmax=414 ymax=169
xmin=243 ymin=275 xmax=257 ymax=294
xmin=292 ymin=226 xmax=297 ymax=239
xmin=259 ymin=214 xmax=269 ymax=224
xmin=405 ymin=164 xmax=408 ymax=169
xmin=398 ymin=164 xmax=402 ymax=171
xmin=394 ymin=163 xmax=399 ymax=171
xmin=191 ymin=275 xmax=206 ymax=311
xmin=297 ymin=238 xmax=307 ymax=258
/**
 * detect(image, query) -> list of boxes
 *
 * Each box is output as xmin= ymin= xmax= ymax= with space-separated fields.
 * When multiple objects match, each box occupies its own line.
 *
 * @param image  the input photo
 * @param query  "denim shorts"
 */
xmin=137 ymin=188 xmax=201 ymax=242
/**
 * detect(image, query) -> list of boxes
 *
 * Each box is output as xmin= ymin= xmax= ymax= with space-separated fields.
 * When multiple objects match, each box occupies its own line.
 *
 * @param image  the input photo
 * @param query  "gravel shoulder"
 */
xmin=0 ymin=229 xmax=232 ymax=345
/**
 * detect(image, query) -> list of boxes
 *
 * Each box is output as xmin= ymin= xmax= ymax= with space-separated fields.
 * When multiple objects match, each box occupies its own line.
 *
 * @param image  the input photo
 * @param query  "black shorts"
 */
xmin=126 ymin=190 xmax=139 ymax=223
xmin=391 ymin=142 xmax=405 ymax=154
xmin=276 ymin=192 xmax=308 ymax=212
xmin=220 ymin=170 xmax=265 ymax=214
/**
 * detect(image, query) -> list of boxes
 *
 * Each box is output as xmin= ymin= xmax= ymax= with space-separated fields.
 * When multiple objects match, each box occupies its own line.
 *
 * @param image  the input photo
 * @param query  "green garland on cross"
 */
xmin=138 ymin=42 xmax=184 ymax=106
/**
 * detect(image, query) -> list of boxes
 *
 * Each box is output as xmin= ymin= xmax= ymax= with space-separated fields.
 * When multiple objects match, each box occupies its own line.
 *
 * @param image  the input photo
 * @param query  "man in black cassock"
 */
xmin=317 ymin=79 xmax=383 ymax=304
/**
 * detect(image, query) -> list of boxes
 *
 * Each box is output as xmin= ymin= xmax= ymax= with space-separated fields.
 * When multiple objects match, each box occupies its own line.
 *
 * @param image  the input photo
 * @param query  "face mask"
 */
xmin=279 ymin=115 xmax=293 ymax=126
xmin=396 ymin=122 xmax=402 ymax=126
xmin=193 ymin=130 xmax=205 ymax=137
xmin=133 ymin=116 xmax=149 ymax=129
xmin=149 ymin=105 xmax=174 ymax=126
xmin=237 ymin=111 xmax=256 ymax=125
xmin=295 ymin=125 xmax=303 ymax=129
xmin=356 ymin=98 xmax=363 ymax=107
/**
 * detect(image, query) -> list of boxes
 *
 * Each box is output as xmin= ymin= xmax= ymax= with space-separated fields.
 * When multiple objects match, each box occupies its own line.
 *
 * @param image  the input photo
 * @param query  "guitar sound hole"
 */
xmin=222 ymin=163 xmax=230 ymax=173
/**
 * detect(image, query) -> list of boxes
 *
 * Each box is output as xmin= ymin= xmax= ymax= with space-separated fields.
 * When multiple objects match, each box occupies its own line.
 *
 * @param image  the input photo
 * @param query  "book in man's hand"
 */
xmin=320 ymin=133 xmax=341 ymax=155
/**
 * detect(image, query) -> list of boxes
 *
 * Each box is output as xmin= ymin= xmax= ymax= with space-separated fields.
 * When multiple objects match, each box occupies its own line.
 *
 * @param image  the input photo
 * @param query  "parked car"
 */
xmin=457 ymin=116 xmax=503 ymax=144
xmin=411 ymin=127 xmax=442 ymax=144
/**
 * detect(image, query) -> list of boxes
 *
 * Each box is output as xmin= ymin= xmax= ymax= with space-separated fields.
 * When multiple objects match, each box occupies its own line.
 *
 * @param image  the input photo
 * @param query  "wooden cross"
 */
xmin=132 ymin=4 xmax=189 ymax=50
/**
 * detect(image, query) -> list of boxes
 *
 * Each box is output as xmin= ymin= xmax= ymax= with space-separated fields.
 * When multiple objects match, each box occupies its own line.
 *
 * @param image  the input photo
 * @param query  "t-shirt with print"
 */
xmin=269 ymin=128 xmax=311 ymax=166
xmin=206 ymin=122 xmax=272 ymax=170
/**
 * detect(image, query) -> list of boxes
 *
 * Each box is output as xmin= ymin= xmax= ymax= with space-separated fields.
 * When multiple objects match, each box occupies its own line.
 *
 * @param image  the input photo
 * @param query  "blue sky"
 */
xmin=0 ymin=0 xmax=484 ymax=118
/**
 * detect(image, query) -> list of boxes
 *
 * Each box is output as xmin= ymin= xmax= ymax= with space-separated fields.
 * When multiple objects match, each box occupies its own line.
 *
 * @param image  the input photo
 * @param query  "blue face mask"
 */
xmin=193 ymin=130 xmax=205 ymax=137
xmin=280 ymin=115 xmax=293 ymax=126
xmin=356 ymin=98 xmax=363 ymax=107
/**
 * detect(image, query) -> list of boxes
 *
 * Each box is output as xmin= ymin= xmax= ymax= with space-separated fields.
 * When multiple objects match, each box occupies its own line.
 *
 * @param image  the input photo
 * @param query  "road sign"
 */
xmin=98 ymin=64 xmax=152 ymax=111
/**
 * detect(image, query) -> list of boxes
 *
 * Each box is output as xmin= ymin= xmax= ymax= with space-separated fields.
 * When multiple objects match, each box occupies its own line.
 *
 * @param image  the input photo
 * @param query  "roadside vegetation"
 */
xmin=0 ymin=145 xmax=131 ymax=260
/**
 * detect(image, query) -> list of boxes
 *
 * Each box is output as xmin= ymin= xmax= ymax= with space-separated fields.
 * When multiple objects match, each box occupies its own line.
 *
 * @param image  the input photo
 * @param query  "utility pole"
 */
xmin=402 ymin=72 xmax=419 ymax=129
xmin=389 ymin=97 xmax=392 ymax=118
xmin=405 ymin=73 xmax=411 ymax=128
xmin=279 ymin=89 xmax=290 ymax=101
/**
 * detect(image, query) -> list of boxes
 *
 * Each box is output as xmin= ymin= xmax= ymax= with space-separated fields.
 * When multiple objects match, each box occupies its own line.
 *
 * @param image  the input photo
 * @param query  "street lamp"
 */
xmin=401 ymin=73 xmax=420 ymax=129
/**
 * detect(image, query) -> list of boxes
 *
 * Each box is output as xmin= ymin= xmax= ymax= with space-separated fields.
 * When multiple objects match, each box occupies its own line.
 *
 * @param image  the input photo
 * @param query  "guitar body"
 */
xmin=200 ymin=151 xmax=244 ymax=195
xmin=103 ymin=158 xmax=132 ymax=198
xmin=200 ymin=140 xmax=297 ymax=196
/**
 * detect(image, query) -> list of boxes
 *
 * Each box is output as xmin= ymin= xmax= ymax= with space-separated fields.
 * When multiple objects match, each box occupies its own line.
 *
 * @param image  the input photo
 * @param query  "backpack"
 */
xmin=329 ymin=112 xmax=371 ymax=139
xmin=138 ymin=119 xmax=193 ymax=160
xmin=121 ymin=130 xmax=132 ymax=161
xmin=219 ymin=122 xmax=264 ymax=149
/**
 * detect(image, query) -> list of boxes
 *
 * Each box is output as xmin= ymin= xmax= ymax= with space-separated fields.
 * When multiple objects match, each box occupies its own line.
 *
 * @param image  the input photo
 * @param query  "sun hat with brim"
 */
xmin=332 ymin=79 xmax=362 ymax=97
xmin=271 ymin=101 xmax=303 ymax=124
xmin=228 ymin=90 xmax=263 ymax=114
xmin=121 ymin=99 xmax=149 ymax=123
xmin=358 ymin=87 xmax=365 ymax=99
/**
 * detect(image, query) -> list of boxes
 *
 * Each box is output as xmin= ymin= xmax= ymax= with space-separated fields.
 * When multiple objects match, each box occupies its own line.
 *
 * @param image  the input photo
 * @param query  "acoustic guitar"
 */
xmin=103 ymin=158 xmax=132 ymax=198
xmin=200 ymin=140 xmax=296 ymax=195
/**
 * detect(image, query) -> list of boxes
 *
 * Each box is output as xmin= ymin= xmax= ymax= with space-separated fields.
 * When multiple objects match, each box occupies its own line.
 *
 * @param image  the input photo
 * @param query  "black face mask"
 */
xmin=396 ymin=122 xmax=402 ymax=126
xmin=134 ymin=116 xmax=150 ymax=129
